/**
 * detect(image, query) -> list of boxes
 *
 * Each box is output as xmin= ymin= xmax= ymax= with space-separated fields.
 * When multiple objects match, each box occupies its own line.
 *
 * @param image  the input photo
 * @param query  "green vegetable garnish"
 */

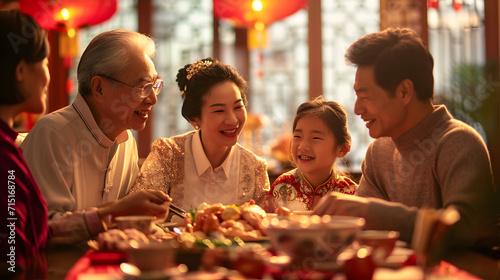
xmin=189 ymin=208 xmax=196 ymax=223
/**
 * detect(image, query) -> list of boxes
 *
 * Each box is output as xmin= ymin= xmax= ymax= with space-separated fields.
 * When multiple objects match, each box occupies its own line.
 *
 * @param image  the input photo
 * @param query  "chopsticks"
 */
xmin=169 ymin=203 xmax=187 ymax=218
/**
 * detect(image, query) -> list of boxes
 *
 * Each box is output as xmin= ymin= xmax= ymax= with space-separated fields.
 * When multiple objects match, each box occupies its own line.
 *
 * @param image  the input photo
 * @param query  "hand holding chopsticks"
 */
xmin=169 ymin=203 xmax=187 ymax=218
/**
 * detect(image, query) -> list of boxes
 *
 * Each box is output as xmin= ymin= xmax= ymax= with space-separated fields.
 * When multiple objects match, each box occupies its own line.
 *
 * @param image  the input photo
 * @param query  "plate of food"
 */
xmin=88 ymin=227 xmax=178 ymax=251
xmin=182 ymin=200 xmax=268 ymax=241
xmin=88 ymin=200 xmax=270 ymax=252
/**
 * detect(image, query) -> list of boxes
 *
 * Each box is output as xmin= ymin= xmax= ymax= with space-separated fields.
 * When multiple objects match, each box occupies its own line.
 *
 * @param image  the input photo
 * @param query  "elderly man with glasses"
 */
xmin=21 ymin=29 xmax=170 ymax=242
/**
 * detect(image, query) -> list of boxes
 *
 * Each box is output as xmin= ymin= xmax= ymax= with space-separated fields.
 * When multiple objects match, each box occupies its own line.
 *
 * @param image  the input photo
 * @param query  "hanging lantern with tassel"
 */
xmin=213 ymin=0 xmax=307 ymax=27
xmin=19 ymin=0 xmax=117 ymax=58
xmin=213 ymin=0 xmax=307 ymax=49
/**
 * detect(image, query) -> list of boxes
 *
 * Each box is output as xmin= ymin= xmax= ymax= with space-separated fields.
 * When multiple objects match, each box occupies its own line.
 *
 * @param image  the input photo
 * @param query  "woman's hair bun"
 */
xmin=176 ymin=57 xmax=216 ymax=95
xmin=176 ymin=65 xmax=189 ymax=92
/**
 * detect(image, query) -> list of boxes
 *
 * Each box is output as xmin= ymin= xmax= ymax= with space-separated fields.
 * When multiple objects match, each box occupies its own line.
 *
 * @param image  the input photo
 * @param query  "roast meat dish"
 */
xmin=183 ymin=200 xmax=267 ymax=239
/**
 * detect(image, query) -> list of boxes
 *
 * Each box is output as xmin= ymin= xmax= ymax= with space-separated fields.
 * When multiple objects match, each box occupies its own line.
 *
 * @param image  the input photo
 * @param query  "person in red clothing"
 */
xmin=0 ymin=11 xmax=171 ymax=278
xmin=263 ymin=96 xmax=356 ymax=212
xmin=0 ymin=10 xmax=50 ymax=277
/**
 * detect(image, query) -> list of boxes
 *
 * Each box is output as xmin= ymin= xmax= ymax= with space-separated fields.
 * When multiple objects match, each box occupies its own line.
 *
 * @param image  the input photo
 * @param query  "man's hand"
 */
xmin=313 ymin=192 xmax=369 ymax=218
xmin=99 ymin=190 xmax=172 ymax=222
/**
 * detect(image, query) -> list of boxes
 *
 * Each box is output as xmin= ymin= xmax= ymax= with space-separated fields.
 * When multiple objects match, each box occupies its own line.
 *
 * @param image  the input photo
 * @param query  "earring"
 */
xmin=195 ymin=125 xmax=199 ymax=130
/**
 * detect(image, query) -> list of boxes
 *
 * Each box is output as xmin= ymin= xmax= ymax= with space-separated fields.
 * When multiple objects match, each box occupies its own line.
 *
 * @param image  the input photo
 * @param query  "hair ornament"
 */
xmin=186 ymin=59 xmax=213 ymax=80
xmin=181 ymin=59 xmax=213 ymax=96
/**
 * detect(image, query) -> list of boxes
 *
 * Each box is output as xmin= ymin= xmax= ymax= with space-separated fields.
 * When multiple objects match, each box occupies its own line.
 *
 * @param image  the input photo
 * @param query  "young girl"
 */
xmin=264 ymin=96 xmax=356 ymax=212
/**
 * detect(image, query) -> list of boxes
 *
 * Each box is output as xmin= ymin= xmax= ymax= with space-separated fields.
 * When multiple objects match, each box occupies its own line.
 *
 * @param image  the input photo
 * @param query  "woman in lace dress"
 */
xmin=130 ymin=58 xmax=270 ymax=213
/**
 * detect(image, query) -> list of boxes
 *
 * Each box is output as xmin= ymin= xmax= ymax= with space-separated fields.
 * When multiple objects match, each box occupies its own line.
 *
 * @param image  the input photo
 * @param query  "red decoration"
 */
xmin=66 ymin=77 xmax=75 ymax=94
xmin=19 ymin=0 xmax=117 ymax=32
xmin=453 ymin=0 xmax=462 ymax=11
xmin=428 ymin=0 xmax=439 ymax=9
xmin=213 ymin=0 xmax=307 ymax=27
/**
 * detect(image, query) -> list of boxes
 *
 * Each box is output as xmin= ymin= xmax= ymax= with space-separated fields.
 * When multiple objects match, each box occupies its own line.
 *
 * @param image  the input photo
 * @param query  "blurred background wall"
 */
xmin=3 ymin=0 xmax=499 ymax=186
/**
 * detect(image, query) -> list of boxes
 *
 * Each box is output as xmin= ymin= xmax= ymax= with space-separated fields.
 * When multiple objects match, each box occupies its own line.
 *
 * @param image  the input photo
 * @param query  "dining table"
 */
xmin=14 ymin=238 xmax=495 ymax=280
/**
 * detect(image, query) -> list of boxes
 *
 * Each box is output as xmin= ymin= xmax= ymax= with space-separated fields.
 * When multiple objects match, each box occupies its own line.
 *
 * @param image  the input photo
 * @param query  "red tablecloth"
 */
xmin=65 ymin=249 xmax=483 ymax=280
xmin=65 ymin=250 xmax=124 ymax=280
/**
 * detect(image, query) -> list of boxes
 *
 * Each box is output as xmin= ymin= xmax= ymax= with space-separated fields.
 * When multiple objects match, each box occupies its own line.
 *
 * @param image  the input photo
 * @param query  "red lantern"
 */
xmin=19 ymin=0 xmax=117 ymax=32
xmin=453 ymin=0 xmax=462 ymax=11
xmin=213 ymin=0 xmax=308 ymax=27
xmin=428 ymin=0 xmax=439 ymax=9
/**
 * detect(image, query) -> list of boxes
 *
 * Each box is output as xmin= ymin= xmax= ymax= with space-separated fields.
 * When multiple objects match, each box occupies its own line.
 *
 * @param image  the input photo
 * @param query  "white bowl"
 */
xmin=265 ymin=215 xmax=365 ymax=265
xmin=115 ymin=216 xmax=155 ymax=236
xmin=127 ymin=240 xmax=177 ymax=272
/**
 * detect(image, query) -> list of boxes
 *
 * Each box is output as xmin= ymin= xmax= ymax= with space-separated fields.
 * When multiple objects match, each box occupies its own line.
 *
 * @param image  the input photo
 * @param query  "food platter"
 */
xmin=88 ymin=200 xmax=273 ymax=253
xmin=182 ymin=200 xmax=268 ymax=240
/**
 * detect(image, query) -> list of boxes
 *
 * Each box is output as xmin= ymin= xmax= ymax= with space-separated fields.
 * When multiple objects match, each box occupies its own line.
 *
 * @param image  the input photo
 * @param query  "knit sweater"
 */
xmin=356 ymin=105 xmax=499 ymax=247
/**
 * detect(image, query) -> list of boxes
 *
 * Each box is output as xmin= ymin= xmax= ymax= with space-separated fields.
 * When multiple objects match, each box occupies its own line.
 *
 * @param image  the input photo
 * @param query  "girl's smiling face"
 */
xmin=196 ymin=80 xmax=247 ymax=155
xmin=292 ymin=115 xmax=343 ymax=183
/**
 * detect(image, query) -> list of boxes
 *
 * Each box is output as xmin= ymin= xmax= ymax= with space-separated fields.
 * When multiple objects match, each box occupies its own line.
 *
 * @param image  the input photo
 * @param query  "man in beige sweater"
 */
xmin=314 ymin=28 xmax=499 ymax=258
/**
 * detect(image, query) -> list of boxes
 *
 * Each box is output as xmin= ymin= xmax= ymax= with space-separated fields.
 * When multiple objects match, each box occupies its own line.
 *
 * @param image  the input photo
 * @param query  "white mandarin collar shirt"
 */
xmin=192 ymin=129 xmax=233 ymax=181
xmin=73 ymin=94 xmax=129 ymax=146
xmin=21 ymin=93 xmax=139 ymax=219
xmin=183 ymin=130 xmax=240 ymax=210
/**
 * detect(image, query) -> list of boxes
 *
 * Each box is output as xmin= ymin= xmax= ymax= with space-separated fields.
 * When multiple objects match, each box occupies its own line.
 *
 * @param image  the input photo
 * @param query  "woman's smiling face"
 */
xmin=18 ymin=57 xmax=50 ymax=115
xmin=197 ymin=80 xmax=247 ymax=153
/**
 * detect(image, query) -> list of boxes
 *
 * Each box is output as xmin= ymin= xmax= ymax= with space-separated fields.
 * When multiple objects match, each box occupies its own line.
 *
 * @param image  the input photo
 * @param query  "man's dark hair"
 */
xmin=345 ymin=28 xmax=434 ymax=100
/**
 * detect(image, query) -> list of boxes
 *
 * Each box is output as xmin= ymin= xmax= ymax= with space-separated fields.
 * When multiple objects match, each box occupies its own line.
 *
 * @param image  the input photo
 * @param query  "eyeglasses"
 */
xmin=100 ymin=74 xmax=164 ymax=98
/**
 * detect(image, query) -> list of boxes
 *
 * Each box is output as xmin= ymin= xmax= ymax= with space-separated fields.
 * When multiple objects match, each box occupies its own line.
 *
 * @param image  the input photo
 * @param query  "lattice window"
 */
xmin=428 ymin=0 xmax=488 ymax=140
xmin=69 ymin=0 xmax=138 ymax=103
xmin=248 ymin=10 xmax=309 ymax=162
xmin=151 ymin=0 xmax=214 ymax=139
xmin=322 ymin=0 xmax=379 ymax=171
xmin=428 ymin=0 xmax=486 ymax=94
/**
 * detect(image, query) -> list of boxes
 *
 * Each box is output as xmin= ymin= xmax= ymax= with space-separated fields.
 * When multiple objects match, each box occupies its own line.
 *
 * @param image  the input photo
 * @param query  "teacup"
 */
xmin=355 ymin=230 xmax=400 ymax=259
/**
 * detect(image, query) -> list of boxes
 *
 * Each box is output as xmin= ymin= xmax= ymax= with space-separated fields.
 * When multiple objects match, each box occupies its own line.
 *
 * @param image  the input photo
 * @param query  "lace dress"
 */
xmin=130 ymin=131 xmax=270 ymax=211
